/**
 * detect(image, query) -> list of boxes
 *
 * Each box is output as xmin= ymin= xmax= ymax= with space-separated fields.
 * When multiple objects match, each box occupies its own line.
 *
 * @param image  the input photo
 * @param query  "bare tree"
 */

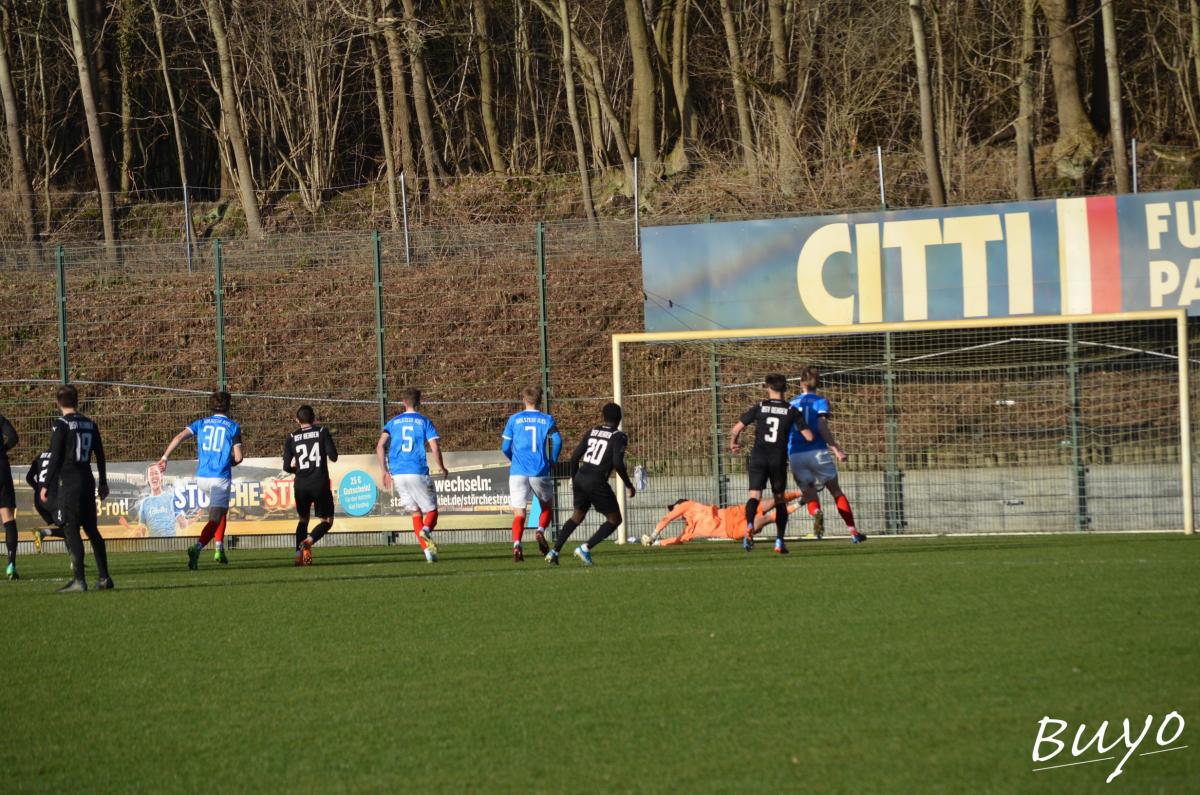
xmin=719 ymin=0 xmax=755 ymax=176
xmin=625 ymin=0 xmax=658 ymax=186
xmin=767 ymin=0 xmax=798 ymax=195
xmin=1100 ymin=0 xmax=1129 ymax=192
xmin=66 ymin=0 xmax=118 ymax=252
xmin=202 ymin=0 xmax=264 ymax=237
xmin=1015 ymin=0 xmax=1037 ymax=200
xmin=908 ymin=0 xmax=947 ymax=205
xmin=1038 ymin=0 xmax=1100 ymax=181
xmin=473 ymin=0 xmax=507 ymax=174
xmin=399 ymin=0 xmax=443 ymax=192
xmin=557 ymin=0 xmax=594 ymax=219
xmin=367 ymin=16 xmax=400 ymax=228
xmin=0 ymin=0 xmax=34 ymax=242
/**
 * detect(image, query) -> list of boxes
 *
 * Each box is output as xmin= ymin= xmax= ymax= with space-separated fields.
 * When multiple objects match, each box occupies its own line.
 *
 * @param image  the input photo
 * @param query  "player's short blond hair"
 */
xmin=521 ymin=386 xmax=542 ymax=407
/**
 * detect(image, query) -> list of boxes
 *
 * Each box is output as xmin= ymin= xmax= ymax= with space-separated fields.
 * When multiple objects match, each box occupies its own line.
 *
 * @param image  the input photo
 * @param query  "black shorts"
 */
xmin=295 ymin=478 xmax=335 ymax=519
xmin=747 ymin=453 xmax=788 ymax=494
xmin=55 ymin=478 xmax=98 ymax=530
xmin=32 ymin=492 xmax=55 ymax=526
xmin=571 ymin=476 xmax=619 ymax=517
xmin=0 ymin=463 xmax=14 ymax=510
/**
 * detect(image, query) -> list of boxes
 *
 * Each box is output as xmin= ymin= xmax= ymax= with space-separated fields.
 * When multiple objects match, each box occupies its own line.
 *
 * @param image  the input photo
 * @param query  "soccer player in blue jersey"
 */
xmin=376 ymin=388 xmax=447 ymax=563
xmin=158 ymin=391 xmax=245 ymax=568
xmin=501 ymin=386 xmax=562 ymax=562
xmin=788 ymin=367 xmax=865 ymax=543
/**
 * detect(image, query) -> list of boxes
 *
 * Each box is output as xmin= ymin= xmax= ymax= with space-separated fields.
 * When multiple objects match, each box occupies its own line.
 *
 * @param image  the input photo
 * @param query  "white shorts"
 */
xmin=392 ymin=474 xmax=438 ymax=514
xmin=509 ymin=475 xmax=554 ymax=511
xmin=197 ymin=476 xmax=233 ymax=509
xmin=789 ymin=450 xmax=838 ymax=490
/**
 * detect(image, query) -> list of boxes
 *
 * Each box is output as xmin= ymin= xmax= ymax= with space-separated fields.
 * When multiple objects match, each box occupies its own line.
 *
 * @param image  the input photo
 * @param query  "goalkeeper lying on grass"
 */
xmin=643 ymin=491 xmax=802 ymax=547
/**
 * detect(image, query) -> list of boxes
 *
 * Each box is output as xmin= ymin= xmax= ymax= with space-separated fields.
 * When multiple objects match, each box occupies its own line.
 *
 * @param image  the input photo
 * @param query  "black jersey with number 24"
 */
xmin=283 ymin=425 xmax=339 ymax=483
xmin=740 ymin=399 xmax=808 ymax=460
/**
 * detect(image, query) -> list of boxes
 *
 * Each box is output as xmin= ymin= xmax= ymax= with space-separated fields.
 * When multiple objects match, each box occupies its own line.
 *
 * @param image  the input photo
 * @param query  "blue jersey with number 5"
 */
xmin=502 ymin=410 xmax=561 ymax=477
xmin=188 ymin=414 xmax=242 ymax=478
xmin=384 ymin=412 xmax=439 ymax=475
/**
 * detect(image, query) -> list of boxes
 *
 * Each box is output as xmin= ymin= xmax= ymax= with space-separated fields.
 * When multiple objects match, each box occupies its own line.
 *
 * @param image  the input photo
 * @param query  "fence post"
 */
xmin=1066 ymin=323 xmax=1089 ymax=531
xmin=400 ymin=171 xmax=412 ymax=267
xmin=709 ymin=345 xmax=727 ymax=507
xmin=214 ymin=238 xmax=227 ymax=391
xmin=877 ymin=146 xmax=887 ymax=209
xmin=55 ymin=245 xmax=68 ymax=384
xmin=536 ymin=222 xmax=551 ymax=412
xmin=883 ymin=332 xmax=904 ymax=532
xmin=1131 ymin=138 xmax=1138 ymax=194
xmin=182 ymin=183 xmax=195 ymax=273
xmin=373 ymin=231 xmax=388 ymax=430
xmin=633 ymin=157 xmax=640 ymax=252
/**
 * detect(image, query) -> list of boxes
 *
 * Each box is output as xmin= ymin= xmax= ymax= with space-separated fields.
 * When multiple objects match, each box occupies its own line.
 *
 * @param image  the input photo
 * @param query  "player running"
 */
xmin=646 ymin=491 xmax=803 ymax=546
xmin=789 ymin=367 xmax=866 ymax=543
xmin=546 ymin=402 xmax=635 ymax=567
xmin=283 ymin=405 xmax=339 ymax=566
xmin=377 ymin=389 xmax=446 ymax=564
xmin=501 ymin=386 xmax=562 ymax=562
xmin=730 ymin=373 xmax=813 ymax=555
xmin=158 ymin=390 xmax=244 ymax=569
xmin=0 ymin=411 xmax=19 ymax=579
xmin=40 ymin=385 xmax=112 ymax=592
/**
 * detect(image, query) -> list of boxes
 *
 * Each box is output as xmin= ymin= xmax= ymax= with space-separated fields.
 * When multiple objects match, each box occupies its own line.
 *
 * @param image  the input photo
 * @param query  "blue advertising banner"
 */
xmin=641 ymin=190 xmax=1200 ymax=331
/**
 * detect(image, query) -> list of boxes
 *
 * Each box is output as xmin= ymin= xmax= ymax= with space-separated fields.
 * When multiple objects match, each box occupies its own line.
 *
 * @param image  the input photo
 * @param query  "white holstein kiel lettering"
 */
xmin=1032 ymin=711 xmax=1185 ymax=782
xmin=795 ymin=213 xmax=1034 ymax=325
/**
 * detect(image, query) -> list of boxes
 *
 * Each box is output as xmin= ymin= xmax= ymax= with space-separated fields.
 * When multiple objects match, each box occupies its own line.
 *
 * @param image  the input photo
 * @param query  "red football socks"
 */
xmin=807 ymin=500 xmax=820 ymax=517
xmin=538 ymin=508 xmax=552 ymax=531
xmin=198 ymin=520 xmax=217 ymax=546
xmin=512 ymin=515 xmax=525 ymax=544
xmin=835 ymin=495 xmax=856 ymax=528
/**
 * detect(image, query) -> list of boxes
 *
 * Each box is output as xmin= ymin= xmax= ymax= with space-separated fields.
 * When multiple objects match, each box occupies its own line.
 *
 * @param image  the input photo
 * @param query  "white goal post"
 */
xmin=611 ymin=310 xmax=1193 ymax=544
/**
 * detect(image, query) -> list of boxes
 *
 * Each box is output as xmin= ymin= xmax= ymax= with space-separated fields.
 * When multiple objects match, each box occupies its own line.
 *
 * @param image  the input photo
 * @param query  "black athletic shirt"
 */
xmin=45 ymin=412 xmax=106 ymax=489
xmin=0 ymin=414 xmax=17 ymax=465
xmin=569 ymin=424 xmax=628 ymax=481
xmin=26 ymin=451 xmax=51 ymax=489
xmin=740 ymin=399 xmax=808 ymax=459
xmin=283 ymin=425 xmax=338 ymax=483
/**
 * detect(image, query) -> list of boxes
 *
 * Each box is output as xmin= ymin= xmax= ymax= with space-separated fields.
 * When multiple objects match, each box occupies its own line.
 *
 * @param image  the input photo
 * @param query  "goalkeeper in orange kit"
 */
xmin=643 ymin=491 xmax=802 ymax=547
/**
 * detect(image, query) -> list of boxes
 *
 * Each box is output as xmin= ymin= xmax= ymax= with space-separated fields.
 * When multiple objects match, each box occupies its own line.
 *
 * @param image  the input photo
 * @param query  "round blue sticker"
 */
xmin=338 ymin=470 xmax=378 ymax=517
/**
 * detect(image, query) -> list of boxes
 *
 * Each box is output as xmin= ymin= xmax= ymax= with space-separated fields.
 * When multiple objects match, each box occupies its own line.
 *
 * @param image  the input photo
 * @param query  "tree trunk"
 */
xmin=1015 ymin=0 xmax=1037 ymax=200
xmin=665 ymin=0 xmax=691 ymax=174
xmin=718 ymin=0 xmax=756 ymax=176
xmin=367 ymin=24 xmax=400 ymax=229
xmin=1100 ymin=0 xmax=1129 ymax=193
xmin=907 ymin=0 xmax=946 ymax=206
xmin=1192 ymin=0 xmax=1200 ymax=100
xmin=558 ymin=0 xmax=594 ymax=220
xmin=117 ymin=0 xmax=135 ymax=195
xmin=66 ymin=0 xmax=118 ymax=253
xmin=1037 ymin=0 xmax=1101 ymax=181
xmin=379 ymin=0 xmax=415 ymax=181
xmin=624 ymin=0 xmax=658 ymax=187
xmin=473 ymin=0 xmax=507 ymax=174
xmin=0 ymin=2 xmax=35 ymax=242
xmin=399 ymin=0 xmax=443 ymax=192
xmin=203 ymin=0 xmax=263 ymax=238
xmin=151 ymin=0 xmax=191 ymax=232
xmin=767 ymin=0 xmax=798 ymax=195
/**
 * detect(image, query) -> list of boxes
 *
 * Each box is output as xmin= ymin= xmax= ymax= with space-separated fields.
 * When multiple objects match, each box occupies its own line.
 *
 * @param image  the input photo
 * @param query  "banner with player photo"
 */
xmin=9 ymin=452 xmax=517 ymax=539
xmin=641 ymin=188 xmax=1200 ymax=331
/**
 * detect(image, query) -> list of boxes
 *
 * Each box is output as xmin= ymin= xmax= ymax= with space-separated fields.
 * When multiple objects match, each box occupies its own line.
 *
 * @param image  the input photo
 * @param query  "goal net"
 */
xmin=612 ymin=311 xmax=1194 ymax=543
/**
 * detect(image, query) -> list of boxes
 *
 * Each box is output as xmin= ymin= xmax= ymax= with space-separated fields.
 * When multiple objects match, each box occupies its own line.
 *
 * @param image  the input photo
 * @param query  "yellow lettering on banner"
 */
xmin=1004 ymin=213 xmax=1034 ymax=315
xmin=1145 ymin=203 xmax=1171 ymax=250
xmin=796 ymin=222 xmax=854 ymax=325
xmin=1149 ymin=260 xmax=1180 ymax=307
xmin=1176 ymin=201 xmax=1200 ymax=248
xmin=943 ymin=215 xmax=1002 ymax=318
xmin=854 ymin=223 xmax=882 ymax=323
xmin=882 ymin=219 xmax=941 ymax=321
xmin=1181 ymin=258 xmax=1200 ymax=306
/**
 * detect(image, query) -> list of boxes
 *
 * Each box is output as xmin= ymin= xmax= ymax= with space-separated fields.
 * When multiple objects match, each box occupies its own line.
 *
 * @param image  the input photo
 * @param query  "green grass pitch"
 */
xmin=1 ymin=534 xmax=1197 ymax=793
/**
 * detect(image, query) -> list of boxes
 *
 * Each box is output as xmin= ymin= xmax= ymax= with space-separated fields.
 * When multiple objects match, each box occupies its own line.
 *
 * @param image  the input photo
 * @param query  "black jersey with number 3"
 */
xmin=570 ymin=424 xmax=628 ymax=481
xmin=283 ymin=425 xmax=338 ymax=483
xmin=740 ymin=399 xmax=808 ymax=459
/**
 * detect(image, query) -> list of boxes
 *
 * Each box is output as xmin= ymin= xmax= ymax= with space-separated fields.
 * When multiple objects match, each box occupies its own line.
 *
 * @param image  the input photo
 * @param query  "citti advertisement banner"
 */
xmin=641 ymin=189 xmax=1200 ymax=331
xmin=10 ymin=452 xmax=516 ymax=539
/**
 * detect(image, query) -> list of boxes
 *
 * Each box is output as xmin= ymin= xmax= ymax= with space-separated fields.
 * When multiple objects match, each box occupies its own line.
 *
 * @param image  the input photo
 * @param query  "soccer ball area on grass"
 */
xmin=1 ymin=534 xmax=1196 ymax=793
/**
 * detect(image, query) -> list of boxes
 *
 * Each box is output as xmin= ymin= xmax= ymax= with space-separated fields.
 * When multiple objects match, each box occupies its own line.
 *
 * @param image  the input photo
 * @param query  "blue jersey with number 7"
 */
xmin=188 ymin=414 xmax=242 ymax=479
xmin=384 ymin=412 xmax=439 ymax=475
xmin=502 ymin=410 xmax=561 ymax=477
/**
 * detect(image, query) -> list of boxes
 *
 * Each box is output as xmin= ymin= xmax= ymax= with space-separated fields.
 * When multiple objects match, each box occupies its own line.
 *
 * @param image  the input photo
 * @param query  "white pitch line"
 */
xmin=1032 ymin=756 xmax=1115 ymax=772
xmin=1139 ymin=745 xmax=1188 ymax=757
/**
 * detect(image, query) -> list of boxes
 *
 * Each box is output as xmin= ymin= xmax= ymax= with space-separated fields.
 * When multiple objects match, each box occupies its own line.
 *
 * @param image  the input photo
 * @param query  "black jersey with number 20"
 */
xmin=740 ymin=399 xmax=808 ymax=460
xmin=570 ymin=424 xmax=628 ymax=481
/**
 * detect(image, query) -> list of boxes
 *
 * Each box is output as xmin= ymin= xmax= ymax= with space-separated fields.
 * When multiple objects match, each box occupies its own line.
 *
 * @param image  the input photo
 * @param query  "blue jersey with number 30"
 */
xmin=502 ymin=410 xmax=560 ymax=477
xmin=188 ymin=414 xmax=242 ymax=479
xmin=384 ymin=412 xmax=439 ymax=475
